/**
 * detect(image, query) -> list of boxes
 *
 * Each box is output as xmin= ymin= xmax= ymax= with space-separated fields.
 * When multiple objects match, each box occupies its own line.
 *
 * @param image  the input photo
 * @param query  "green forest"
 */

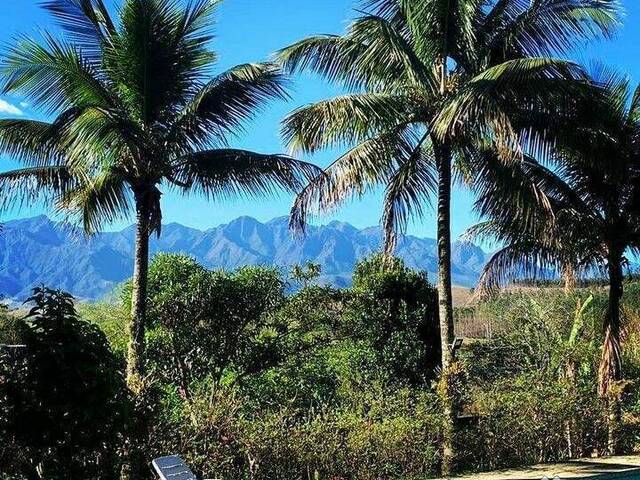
xmin=1 ymin=0 xmax=640 ymax=478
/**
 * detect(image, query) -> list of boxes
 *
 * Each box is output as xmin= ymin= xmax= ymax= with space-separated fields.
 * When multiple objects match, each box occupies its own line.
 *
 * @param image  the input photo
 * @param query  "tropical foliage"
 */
xmin=1 ymin=0 xmax=640 ymax=477
xmin=277 ymin=2 xmax=619 ymax=467
xmin=0 ymin=287 xmax=126 ymax=479
xmin=0 ymin=0 xmax=319 ymax=390
xmin=3 ymin=264 xmax=640 ymax=479
xmin=468 ymin=70 xmax=640 ymax=450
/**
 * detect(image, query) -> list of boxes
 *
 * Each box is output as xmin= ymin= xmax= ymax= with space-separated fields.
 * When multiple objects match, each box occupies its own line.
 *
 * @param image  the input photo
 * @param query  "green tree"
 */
xmin=290 ymin=261 xmax=322 ymax=288
xmin=346 ymin=255 xmax=440 ymax=385
xmin=277 ymin=0 xmax=619 ymax=471
xmin=0 ymin=286 xmax=125 ymax=479
xmin=141 ymin=254 xmax=289 ymax=397
xmin=0 ymin=0 xmax=319 ymax=392
xmin=0 ymin=302 xmax=20 ymax=345
xmin=469 ymin=72 xmax=640 ymax=452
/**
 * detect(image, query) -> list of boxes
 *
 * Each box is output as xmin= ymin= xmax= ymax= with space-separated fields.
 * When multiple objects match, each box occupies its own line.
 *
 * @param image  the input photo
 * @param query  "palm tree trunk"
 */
xmin=564 ymin=358 xmax=577 ymax=458
xmin=434 ymin=139 xmax=456 ymax=475
xmin=599 ymin=249 xmax=624 ymax=454
xmin=121 ymin=192 xmax=153 ymax=480
xmin=435 ymin=143 xmax=455 ymax=369
xmin=562 ymin=263 xmax=577 ymax=294
xmin=126 ymin=193 xmax=151 ymax=393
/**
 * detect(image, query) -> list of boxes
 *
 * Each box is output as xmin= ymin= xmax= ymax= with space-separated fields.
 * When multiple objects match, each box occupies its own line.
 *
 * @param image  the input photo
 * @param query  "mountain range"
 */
xmin=0 ymin=215 xmax=488 ymax=301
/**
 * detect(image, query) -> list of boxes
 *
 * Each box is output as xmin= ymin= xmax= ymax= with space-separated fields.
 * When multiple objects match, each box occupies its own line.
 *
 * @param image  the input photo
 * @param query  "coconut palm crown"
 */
xmin=471 ymin=71 xmax=640 ymax=411
xmin=0 ymin=0 xmax=320 ymax=390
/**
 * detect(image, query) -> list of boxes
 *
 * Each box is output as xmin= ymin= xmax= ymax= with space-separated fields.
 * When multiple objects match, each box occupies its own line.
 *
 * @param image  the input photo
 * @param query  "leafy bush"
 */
xmin=465 ymin=291 xmax=601 ymax=384
xmin=461 ymin=287 xmax=640 ymax=467
xmin=77 ymin=301 xmax=129 ymax=355
xmin=140 ymin=259 xmax=640 ymax=477
xmin=344 ymin=255 xmax=441 ymax=385
xmin=0 ymin=287 xmax=127 ymax=480
xmin=142 ymin=254 xmax=292 ymax=396
xmin=0 ymin=306 xmax=22 ymax=346
xmin=461 ymin=373 xmax=607 ymax=471
xmin=140 ymin=255 xmax=444 ymax=479
xmin=149 ymin=383 xmax=444 ymax=480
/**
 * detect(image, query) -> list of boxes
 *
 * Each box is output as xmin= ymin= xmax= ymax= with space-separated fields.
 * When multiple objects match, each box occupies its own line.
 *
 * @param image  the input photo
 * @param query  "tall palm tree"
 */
xmin=277 ymin=0 xmax=619 ymax=471
xmin=0 ymin=0 xmax=319 ymax=392
xmin=469 ymin=71 xmax=640 ymax=453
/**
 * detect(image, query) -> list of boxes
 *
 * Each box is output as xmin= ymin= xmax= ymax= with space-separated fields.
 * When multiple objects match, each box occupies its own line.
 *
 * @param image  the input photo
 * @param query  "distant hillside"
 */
xmin=0 ymin=215 xmax=487 ymax=301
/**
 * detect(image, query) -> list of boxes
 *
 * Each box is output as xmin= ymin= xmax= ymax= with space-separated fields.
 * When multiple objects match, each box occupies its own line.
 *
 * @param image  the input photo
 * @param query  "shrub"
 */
xmin=148 ymin=383 xmax=443 ymax=480
xmin=458 ymin=287 xmax=640 ymax=471
xmin=0 ymin=305 xmax=22 ymax=346
xmin=464 ymin=291 xmax=601 ymax=384
xmin=0 ymin=287 xmax=127 ymax=479
xmin=78 ymin=301 xmax=129 ymax=355
xmin=344 ymin=255 xmax=441 ymax=385
xmin=460 ymin=372 xmax=607 ymax=471
xmin=140 ymin=255 xmax=444 ymax=479
xmin=8 ymin=264 xmax=640 ymax=479
xmin=143 ymin=254 xmax=289 ymax=395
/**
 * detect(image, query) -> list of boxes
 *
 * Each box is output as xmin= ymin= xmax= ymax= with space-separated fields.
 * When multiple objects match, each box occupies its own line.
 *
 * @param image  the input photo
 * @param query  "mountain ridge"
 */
xmin=0 ymin=215 xmax=487 ymax=301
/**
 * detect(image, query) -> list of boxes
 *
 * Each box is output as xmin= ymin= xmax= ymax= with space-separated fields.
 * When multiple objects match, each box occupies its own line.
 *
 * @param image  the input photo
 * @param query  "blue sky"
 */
xmin=1 ymin=0 xmax=639 ymax=240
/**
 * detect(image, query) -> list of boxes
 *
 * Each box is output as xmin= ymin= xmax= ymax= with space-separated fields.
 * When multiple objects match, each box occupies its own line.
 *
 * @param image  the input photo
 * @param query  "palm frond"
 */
xmin=104 ymin=0 xmax=217 ymax=124
xmin=278 ymin=35 xmax=361 ymax=84
xmin=57 ymin=168 xmax=132 ymax=234
xmin=484 ymin=0 xmax=621 ymax=61
xmin=363 ymin=0 xmax=482 ymax=67
xmin=175 ymin=0 xmax=221 ymax=43
xmin=347 ymin=14 xmax=436 ymax=89
xmin=476 ymin=239 xmax=565 ymax=297
xmin=282 ymin=92 xmax=413 ymax=154
xmin=171 ymin=149 xmax=322 ymax=201
xmin=55 ymin=107 xmax=143 ymax=172
xmin=289 ymin=127 xmax=419 ymax=233
xmin=471 ymin=147 xmax=604 ymax=245
xmin=422 ymin=0 xmax=481 ymax=66
xmin=277 ymin=14 xmax=436 ymax=92
xmin=41 ymin=0 xmax=116 ymax=63
xmin=0 ymin=166 xmax=77 ymax=212
xmin=168 ymin=63 xmax=289 ymax=153
xmin=362 ymin=0 xmax=407 ymax=19
xmin=433 ymin=57 xmax=587 ymax=152
xmin=628 ymin=84 xmax=640 ymax=124
xmin=1 ymin=33 xmax=116 ymax=113
xmin=0 ymin=119 xmax=66 ymax=167
xmin=0 ymin=107 xmax=142 ymax=175
xmin=381 ymin=133 xmax=436 ymax=253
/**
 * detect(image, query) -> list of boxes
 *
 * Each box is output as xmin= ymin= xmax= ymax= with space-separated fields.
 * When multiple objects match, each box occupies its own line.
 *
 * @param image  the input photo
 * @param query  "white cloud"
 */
xmin=19 ymin=101 xmax=29 ymax=108
xmin=0 ymin=99 xmax=23 ymax=116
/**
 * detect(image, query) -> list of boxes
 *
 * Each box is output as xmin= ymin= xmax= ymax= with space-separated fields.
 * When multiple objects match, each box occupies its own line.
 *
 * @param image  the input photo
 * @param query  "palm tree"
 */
xmin=469 ymin=71 xmax=640 ymax=453
xmin=277 ymin=0 xmax=619 ymax=471
xmin=0 ymin=0 xmax=319 ymax=392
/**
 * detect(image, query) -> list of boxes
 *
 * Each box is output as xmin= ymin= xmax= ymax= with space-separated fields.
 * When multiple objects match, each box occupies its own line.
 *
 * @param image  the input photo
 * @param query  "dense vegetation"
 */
xmin=277 ymin=1 xmax=618 ymax=468
xmin=1 ymin=255 xmax=640 ymax=479
xmin=0 ymin=0 xmax=639 ymax=478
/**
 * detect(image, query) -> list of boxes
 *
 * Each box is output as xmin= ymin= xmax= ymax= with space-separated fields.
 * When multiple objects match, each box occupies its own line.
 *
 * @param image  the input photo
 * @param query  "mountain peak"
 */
xmin=327 ymin=220 xmax=358 ymax=233
xmin=228 ymin=215 xmax=261 ymax=225
xmin=266 ymin=216 xmax=290 ymax=227
xmin=5 ymin=214 xmax=51 ymax=228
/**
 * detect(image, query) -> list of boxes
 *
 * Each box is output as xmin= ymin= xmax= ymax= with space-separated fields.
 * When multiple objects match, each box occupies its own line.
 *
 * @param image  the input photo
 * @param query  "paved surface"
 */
xmin=444 ymin=455 xmax=640 ymax=480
